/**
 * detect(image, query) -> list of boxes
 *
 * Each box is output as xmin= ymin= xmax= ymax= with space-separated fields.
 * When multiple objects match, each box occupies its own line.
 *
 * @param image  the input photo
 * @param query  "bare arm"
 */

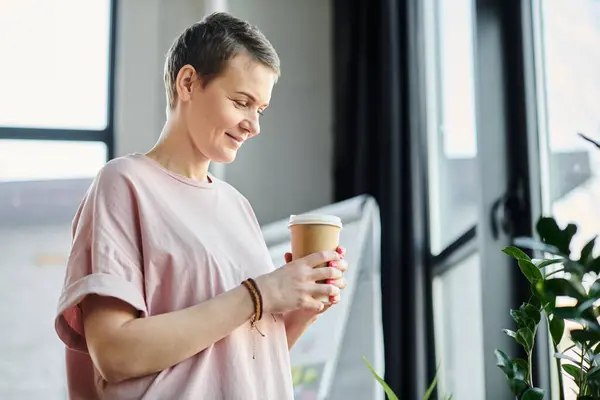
xmin=81 ymin=285 xmax=254 ymax=384
xmin=81 ymin=250 xmax=341 ymax=384
xmin=283 ymin=312 xmax=320 ymax=349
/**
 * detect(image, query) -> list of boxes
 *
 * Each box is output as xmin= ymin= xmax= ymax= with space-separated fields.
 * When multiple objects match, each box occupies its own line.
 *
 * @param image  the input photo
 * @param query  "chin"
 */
xmin=212 ymin=150 xmax=238 ymax=164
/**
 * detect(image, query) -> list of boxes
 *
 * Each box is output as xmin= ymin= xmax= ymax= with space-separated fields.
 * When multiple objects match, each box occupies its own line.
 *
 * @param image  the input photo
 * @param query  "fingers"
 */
xmin=308 ymin=282 xmax=340 ymax=298
xmin=284 ymin=252 xmax=293 ymax=264
xmin=303 ymin=250 xmax=340 ymax=267
xmin=330 ymin=277 xmax=347 ymax=290
xmin=311 ymin=266 xmax=342 ymax=281
xmin=299 ymin=296 xmax=326 ymax=313
xmin=331 ymin=259 xmax=348 ymax=273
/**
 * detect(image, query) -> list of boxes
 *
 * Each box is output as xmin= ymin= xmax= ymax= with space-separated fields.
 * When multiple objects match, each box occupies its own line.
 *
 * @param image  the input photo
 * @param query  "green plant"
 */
xmin=496 ymin=216 xmax=600 ymax=399
xmin=363 ymin=356 xmax=452 ymax=400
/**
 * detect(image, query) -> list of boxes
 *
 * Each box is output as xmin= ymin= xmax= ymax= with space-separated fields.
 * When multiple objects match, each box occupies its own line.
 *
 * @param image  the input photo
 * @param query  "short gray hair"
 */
xmin=164 ymin=12 xmax=280 ymax=108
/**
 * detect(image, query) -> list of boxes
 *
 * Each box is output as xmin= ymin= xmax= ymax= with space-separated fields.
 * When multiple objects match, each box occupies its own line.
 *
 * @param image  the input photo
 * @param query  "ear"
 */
xmin=175 ymin=65 xmax=197 ymax=103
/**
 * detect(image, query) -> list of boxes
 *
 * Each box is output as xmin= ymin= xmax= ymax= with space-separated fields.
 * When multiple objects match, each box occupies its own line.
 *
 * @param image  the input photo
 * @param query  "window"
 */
xmin=423 ymin=0 xmax=488 ymax=396
xmin=0 ymin=2 xmax=116 ymax=398
xmin=0 ymin=0 xmax=115 ymax=215
xmin=534 ymin=0 xmax=600 ymax=248
xmin=0 ymin=0 xmax=113 ymax=132
xmin=532 ymin=0 xmax=600 ymax=398
xmin=425 ymin=0 xmax=479 ymax=255
xmin=432 ymin=253 xmax=485 ymax=399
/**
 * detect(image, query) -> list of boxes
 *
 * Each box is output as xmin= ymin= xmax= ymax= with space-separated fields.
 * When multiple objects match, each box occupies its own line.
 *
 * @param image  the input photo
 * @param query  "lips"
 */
xmin=226 ymin=132 xmax=245 ymax=143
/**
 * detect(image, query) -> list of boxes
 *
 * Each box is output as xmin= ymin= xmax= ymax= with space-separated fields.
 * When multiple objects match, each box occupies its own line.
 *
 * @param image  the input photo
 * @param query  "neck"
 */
xmin=146 ymin=116 xmax=211 ymax=182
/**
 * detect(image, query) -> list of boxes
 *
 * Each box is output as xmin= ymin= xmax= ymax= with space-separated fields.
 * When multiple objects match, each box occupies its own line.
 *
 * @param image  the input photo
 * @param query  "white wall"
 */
xmin=114 ymin=0 xmax=334 ymax=224
xmin=114 ymin=0 xmax=206 ymax=156
xmin=224 ymin=0 xmax=334 ymax=223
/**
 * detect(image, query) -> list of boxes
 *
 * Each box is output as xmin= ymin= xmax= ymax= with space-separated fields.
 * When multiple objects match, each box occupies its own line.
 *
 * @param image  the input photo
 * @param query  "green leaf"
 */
xmin=536 ymin=217 xmax=576 ymax=256
xmin=362 ymin=356 xmax=399 ymax=400
xmin=577 ymin=298 xmax=597 ymax=313
xmin=522 ymin=303 xmax=541 ymax=325
xmin=563 ymin=260 xmax=587 ymax=276
xmin=549 ymin=315 xmax=565 ymax=345
xmin=534 ymin=258 xmax=564 ymax=269
xmin=521 ymin=388 xmax=544 ymax=400
xmin=423 ymin=369 xmax=438 ymax=400
xmin=519 ymin=259 xmax=544 ymax=283
xmin=503 ymin=329 xmax=518 ymax=340
xmin=538 ymin=278 xmax=586 ymax=300
xmin=563 ymin=364 xmax=582 ymax=385
xmin=513 ymin=359 xmax=529 ymax=381
xmin=580 ymin=237 xmax=596 ymax=263
xmin=510 ymin=309 xmax=526 ymax=326
xmin=494 ymin=349 xmax=514 ymax=379
xmin=554 ymin=352 xmax=579 ymax=364
xmin=503 ymin=246 xmax=532 ymax=261
xmin=589 ymin=279 xmax=600 ymax=298
xmin=513 ymin=237 xmax=562 ymax=256
xmin=510 ymin=307 xmax=538 ymax=332
xmin=509 ymin=377 xmax=528 ymax=397
xmin=586 ymin=365 xmax=600 ymax=382
xmin=571 ymin=329 xmax=600 ymax=343
xmin=587 ymin=257 xmax=600 ymax=274
xmin=552 ymin=306 xmax=581 ymax=320
xmin=516 ymin=327 xmax=535 ymax=352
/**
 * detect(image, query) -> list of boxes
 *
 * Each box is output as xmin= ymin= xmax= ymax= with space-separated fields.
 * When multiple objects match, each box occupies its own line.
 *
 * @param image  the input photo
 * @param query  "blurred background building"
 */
xmin=1 ymin=0 xmax=599 ymax=399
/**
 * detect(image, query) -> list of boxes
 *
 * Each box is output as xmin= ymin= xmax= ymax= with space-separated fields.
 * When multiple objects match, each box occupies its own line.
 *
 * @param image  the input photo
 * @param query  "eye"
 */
xmin=258 ymin=109 xmax=265 ymax=116
xmin=233 ymin=100 xmax=247 ymax=108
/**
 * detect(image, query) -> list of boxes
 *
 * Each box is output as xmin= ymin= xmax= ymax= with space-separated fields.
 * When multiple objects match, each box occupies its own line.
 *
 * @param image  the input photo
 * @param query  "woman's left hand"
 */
xmin=283 ymin=246 xmax=348 ymax=317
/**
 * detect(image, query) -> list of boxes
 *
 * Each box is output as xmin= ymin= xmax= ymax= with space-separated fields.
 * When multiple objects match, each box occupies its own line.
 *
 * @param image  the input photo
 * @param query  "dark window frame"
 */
xmin=407 ymin=0 xmax=539 ymax=397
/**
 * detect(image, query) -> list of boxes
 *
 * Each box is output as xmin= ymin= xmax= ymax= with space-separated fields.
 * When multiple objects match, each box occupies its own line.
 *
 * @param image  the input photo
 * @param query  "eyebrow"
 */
xmin=235 ymin=91 xmax=269 ymax=107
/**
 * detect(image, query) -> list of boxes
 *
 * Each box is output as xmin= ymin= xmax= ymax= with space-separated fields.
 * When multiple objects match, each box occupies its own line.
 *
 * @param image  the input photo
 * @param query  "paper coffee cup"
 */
xmin=288 ymin=214 xmax=343 ymax=303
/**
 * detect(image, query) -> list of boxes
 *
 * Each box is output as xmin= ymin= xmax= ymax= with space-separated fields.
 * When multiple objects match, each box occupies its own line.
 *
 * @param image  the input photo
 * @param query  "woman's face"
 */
xmin=177 ymin=53 xmax=277 ymax=164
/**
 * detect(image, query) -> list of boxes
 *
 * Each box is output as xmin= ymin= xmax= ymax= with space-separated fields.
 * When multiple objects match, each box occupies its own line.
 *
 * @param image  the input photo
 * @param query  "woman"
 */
xmin=54 ymin=11 xmax=348 ymax=400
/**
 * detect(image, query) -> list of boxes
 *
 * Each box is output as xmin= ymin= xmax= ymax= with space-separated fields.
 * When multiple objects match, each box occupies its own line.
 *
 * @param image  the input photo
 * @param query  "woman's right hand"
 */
xmin=255 ymin=250 xmax=342 ymax=314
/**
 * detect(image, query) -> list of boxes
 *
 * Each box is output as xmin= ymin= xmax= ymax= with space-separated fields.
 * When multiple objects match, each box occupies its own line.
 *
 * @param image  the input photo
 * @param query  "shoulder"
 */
xmin=86 ymin=154 xmax=154 ymax=198
xmin=95 ymin=154 xmax=144 ymax=184
xmin=213 ymin=177 xmax=253 ymax=207
xmin=71 ymin=156 xmax=145 ymax=238
xmin=78 ymin=155 xmax=148 ymax=211
xmin=212 ymin=178 xmax=264 ymax=229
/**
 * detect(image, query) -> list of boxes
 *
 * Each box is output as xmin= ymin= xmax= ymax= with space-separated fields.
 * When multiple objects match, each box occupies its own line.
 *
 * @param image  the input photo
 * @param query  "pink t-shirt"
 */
xmin=54 ymin=154 xmax=293 ymax=400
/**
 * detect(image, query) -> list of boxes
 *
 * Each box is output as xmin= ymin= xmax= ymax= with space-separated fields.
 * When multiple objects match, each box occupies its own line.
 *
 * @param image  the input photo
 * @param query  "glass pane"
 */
xmin=538 ymin=0 xmax=600 ymax=250
xmin=0 ymin=140 xmax=106 ymax=398
xmin=0 ymin=140 xmax=107 ymax=182
xmin=0 ymin=0 xmax=112 ymax=130
xmin=534 ymin=1 xmax=600 ymax=399
xmin=426 ymin=0 xmax=479 ymax=254
xmin=432 ymin=253 xmax=485 ymax=399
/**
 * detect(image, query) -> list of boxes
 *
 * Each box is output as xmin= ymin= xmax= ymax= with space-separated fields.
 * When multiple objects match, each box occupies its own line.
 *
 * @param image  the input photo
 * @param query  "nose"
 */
xmin=240 ymin=115 xmax=260 ymax=137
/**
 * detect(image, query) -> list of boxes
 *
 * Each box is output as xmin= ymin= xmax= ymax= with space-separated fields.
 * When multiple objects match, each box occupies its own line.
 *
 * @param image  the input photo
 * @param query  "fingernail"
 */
xmin=336 ymin=246 xmax=346 ymax=255
xmin=329 ymin=261 xmax=338 ymax=268
xmin=326 ymin=279 xmax=335 ymax=285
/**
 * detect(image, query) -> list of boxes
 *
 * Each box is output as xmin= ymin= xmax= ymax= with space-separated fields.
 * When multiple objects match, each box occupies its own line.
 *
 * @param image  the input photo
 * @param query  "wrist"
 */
xmin=252 ymin=275 xmax=273 ymax=314
xmin=241 ymin=278 xmax=264 ymax=322
xmin=285 ymin=309 xmax=319 ymax=326
xmin=234 ymin=285 xmax=257 ymax=321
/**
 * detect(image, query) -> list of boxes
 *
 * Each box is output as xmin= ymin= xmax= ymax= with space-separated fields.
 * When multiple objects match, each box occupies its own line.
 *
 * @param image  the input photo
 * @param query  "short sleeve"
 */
xmin=55 ymin=161 xmax=148 ymax=353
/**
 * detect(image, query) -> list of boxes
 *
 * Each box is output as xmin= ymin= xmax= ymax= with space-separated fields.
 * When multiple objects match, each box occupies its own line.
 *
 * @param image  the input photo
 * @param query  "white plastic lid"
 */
xmin=288 ymin=214 xmax=343 ymax=228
